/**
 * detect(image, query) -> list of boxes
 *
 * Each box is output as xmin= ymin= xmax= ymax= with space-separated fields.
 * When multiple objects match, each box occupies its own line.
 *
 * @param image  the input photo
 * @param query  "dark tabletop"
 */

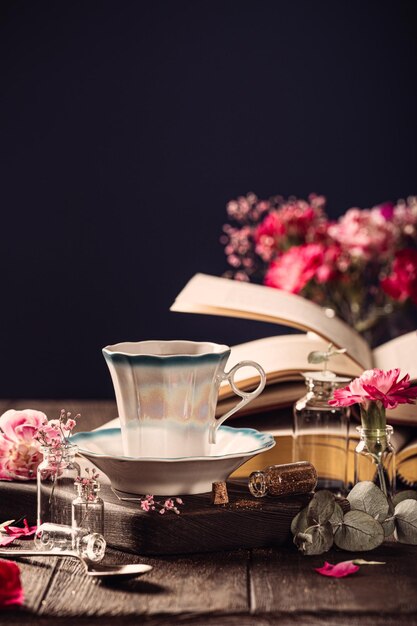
xmin=1 ymin=400 xmax=417 ymax=626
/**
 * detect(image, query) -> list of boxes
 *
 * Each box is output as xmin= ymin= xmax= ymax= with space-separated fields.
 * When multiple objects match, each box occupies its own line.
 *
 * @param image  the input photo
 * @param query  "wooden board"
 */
xmin=0 ymin=478 xmax=311 ymax=555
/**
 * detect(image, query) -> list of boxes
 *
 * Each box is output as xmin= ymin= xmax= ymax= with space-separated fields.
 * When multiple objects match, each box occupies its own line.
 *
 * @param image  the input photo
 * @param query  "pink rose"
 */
xmin=0 ymin=410 xmax=46 ymax=481
xmin=329 ymin=368 xmax=417 ymax=410
xmin=0 ymin=559 xmax=24 ymax=608
xmin=381 ymin=249 xmax=417 ymax=304
xmin=0 ymin=409 xmax=46 ymax=444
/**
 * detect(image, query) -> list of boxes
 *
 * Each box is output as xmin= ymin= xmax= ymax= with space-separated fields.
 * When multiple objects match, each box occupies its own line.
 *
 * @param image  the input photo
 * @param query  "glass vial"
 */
xmin=72 ymin=479 xmax=104 ymax=536
xmin=34 ymin=522 xmax=106 ymax=562
xmin=293 ymin=372 xmax=351 ymax=495
xmin=355 ymin=426 xmax=396 ymax=498
xmin=37 ymin=444 xmax=81 ymax=527
xmin=249 ymin=461 xmax=317 ymax=498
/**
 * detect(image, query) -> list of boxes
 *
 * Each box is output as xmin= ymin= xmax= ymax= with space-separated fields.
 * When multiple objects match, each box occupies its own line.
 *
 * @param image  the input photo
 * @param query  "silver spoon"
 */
xmin=0 ymin=549 xmax=153 ymax=580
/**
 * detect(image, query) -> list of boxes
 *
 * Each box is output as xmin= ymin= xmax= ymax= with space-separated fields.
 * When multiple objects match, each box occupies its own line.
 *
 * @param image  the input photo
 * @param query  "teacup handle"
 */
xmin=209 ymin=360 xmax=266 ymax=444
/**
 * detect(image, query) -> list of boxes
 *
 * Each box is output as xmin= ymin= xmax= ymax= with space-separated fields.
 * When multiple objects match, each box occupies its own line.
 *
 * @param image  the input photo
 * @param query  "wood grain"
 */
xmin=36 ymin=547 xmax=248 ymax=618
xmin=250 ymin=542 xmax=417 ymax=616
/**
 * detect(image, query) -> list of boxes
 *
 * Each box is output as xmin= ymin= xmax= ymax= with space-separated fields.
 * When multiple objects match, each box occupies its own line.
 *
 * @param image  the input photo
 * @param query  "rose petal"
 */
xmin=315 ymin=560 xmax=360 ymax=578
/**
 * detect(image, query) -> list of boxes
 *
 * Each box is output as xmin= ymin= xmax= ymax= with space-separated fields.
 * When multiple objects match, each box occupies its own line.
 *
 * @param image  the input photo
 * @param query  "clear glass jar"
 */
xmin=72 ymin=479 xmax=104 ymax=536
xmin=37 ymin=444 xmax=81 ymax=527
xmin=34 ymin=523 xmax=106 ymax=562
xmin=355 ymin=426 xmax=396 ymax=498
xmin=293 ymin=372 xmax=351 ymax=495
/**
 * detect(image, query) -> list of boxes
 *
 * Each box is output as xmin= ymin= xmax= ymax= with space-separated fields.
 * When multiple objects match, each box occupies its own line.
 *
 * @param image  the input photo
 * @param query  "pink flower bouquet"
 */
xmin=221 ymin=193 xmax=417 ymax=342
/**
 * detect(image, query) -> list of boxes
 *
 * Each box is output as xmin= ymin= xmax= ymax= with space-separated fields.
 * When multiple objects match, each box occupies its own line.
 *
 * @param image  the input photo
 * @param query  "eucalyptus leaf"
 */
xmin=294 ymin=522 xmax=334 ymax=556
xmin=334 ymin=510 xmax=384 ymax=552
xmin=392 ymin=490 xmax=417 ymax=507
xmin=347 ymin=481 xmax=389 ymax=521
xmin=291 ymin=507 xmax=309 ymax=535
xmin=307 ymin=490 xmax=335 ymax=525
xmin=382 ymin=499 xmax=395 ymax=538
xmin=394 ymin=499 xmax=417 ymax=545
xmin=329 ymin=503 xmax=344 ymax=529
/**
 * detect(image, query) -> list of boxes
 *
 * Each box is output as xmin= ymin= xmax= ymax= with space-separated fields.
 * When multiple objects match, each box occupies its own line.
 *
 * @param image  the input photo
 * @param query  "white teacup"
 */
xmin=102 ymin=340 xmax=266 ymax=458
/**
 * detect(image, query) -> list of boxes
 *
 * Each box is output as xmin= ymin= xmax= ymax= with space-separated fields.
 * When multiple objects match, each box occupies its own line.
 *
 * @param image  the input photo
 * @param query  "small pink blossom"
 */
xmin=139 ymin=494 xmax=184 ymax=514
xmin=329 ymin=368 xmax=417 ymax=410
xmin=315 ymin=561 xmax=360 ymax=578
xmin=63 ymin=419 xmax=77 ymax=432
xmin=0 ymin=560 xmax=24 ymax=608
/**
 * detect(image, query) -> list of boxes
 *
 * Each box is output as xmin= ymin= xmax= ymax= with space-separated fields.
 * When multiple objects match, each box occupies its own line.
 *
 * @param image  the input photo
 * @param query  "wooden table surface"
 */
xmin=1 ymin=400 xmax=417 ymax=626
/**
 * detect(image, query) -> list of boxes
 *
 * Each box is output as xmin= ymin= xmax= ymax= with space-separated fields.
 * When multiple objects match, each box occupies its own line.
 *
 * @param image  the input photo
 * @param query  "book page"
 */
xmin=171 ymin=274 xmax=372 ymax=370
xmin=373 ymin=331 xmax=417 ymax=378
xmin=219 ymin=334 xmax=362 ymax=396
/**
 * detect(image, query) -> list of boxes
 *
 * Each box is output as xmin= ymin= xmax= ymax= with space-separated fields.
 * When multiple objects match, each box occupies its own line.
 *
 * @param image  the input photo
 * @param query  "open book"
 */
xmin=170 ymin=273 xmax=417 ymax=425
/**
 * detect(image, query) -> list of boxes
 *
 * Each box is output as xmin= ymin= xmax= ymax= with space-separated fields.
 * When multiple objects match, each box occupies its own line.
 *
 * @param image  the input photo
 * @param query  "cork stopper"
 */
xmin=211 ymin=481 xmax=229 ymax=505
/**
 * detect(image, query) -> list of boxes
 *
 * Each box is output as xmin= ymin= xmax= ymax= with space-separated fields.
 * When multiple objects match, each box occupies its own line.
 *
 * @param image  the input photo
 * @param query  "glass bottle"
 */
xmin=37 ymin=444 xmax=81 ymax=527
xmin=72 ymin=479 xmax=104 ymax=536
xmin=293 ymin=372 xmax=351 ymax=495
xmin=248 ymin=461 xmax=317 ymax=498
xmin=355 ymin=426 xmax=396 ymax=498
xmin=34 ymin=523 xmax=106 ymax=562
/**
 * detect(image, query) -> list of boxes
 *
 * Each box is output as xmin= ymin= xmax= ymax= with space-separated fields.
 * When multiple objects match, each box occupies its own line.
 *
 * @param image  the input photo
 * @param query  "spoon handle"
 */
xmin=0 ymin=549 xmax=78 ymax=558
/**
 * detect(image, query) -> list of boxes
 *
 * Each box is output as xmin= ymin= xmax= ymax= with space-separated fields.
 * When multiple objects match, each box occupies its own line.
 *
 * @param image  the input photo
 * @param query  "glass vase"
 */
xmin=293 ymin=373 xmax=351 ymax=495
xmin=354 ymin=426 xmax=396 ymax=498
xmin=72 ymin=479 xmax=104 ymax=536
xmin=37 ymin=444 xmax=81 ymax=527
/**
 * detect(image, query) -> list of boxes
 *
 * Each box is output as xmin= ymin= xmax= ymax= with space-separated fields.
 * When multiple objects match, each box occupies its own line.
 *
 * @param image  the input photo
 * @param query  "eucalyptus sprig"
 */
xmin=291 ymin=482 xmax=417 ymax=555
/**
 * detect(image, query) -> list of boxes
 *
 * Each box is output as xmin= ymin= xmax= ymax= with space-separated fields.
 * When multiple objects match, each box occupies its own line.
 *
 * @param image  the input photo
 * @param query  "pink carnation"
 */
xmin=329 ymin=208 xmax=396 ymax=260
xmin=255 ymin=196 xmax=326 ymax=261
xmin=329 ymin=368 xmax=417 ymax=410
xmin=0 ymin=410 xmax=46 ymax=481
xmin=381 ymin=248 xmax=417 ymax=304
xmin=264 ymin=243 xmax=341 ymax=294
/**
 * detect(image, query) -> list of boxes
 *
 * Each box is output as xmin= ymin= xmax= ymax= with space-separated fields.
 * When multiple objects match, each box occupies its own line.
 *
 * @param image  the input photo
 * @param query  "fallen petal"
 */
xmin=315 ymin=560 xmax=360 ymax=578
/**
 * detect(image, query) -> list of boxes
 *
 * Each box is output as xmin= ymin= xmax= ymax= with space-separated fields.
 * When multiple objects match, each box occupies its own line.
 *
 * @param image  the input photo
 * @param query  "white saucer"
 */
xmin=71 ymin=426 xmax=275 ymax=495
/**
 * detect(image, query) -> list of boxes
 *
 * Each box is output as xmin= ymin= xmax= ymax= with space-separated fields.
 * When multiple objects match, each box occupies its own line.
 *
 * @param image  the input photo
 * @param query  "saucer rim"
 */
xmin=71 ymin=426 xmax=275 ymax=463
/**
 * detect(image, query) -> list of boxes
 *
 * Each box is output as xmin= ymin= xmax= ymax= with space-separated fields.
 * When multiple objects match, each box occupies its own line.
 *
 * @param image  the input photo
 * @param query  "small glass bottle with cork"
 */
xmin=293 ymin=344 xmax=352 ymax=495
xmin=72 ymin=468 xmax=104 ymax=536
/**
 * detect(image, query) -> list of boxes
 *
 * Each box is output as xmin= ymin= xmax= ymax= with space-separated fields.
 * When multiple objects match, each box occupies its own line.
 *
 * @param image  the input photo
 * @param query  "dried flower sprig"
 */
xmin=139 ymin=495 xmax=184 ymax=515
xmin=35 ymin=409 xmax=80 ymax=449
xmin=75 ymin=467 xmax=100 ymax=501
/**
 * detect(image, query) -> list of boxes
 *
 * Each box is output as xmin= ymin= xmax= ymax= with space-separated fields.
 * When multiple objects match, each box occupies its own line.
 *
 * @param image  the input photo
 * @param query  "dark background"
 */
xmin=0 ymin=0 xmax=416 ymax=399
